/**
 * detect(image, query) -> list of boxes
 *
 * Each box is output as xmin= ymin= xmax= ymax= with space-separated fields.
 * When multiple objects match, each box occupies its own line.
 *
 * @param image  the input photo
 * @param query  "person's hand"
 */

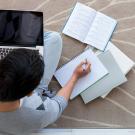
xmin=57 ymin=60 xmax=91 ymax=101
xmin=73 ymin=59 xmax=91 ymax=80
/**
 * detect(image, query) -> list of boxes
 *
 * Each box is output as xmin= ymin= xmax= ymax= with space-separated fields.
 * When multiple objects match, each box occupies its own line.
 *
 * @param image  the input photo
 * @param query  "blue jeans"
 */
xmin=35 ymin=31 xmax=62 ymax=94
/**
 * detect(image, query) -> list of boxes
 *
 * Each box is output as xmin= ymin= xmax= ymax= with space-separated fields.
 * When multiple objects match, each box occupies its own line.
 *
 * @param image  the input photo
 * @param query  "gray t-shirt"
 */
xmin=0 ymin=95 xmax=68 ymax=135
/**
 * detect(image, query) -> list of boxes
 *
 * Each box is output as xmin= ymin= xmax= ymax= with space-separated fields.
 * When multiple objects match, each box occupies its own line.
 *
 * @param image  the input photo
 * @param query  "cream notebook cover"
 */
xmin=81 ymin=51 xmax=127 ymax=104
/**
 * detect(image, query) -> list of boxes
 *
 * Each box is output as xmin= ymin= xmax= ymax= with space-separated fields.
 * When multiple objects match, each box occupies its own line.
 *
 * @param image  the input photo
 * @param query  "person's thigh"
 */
xmin=34 ymin=31 xmax=62 ymax=94
xmin=42 ymin=31 xmax=62 ymax=86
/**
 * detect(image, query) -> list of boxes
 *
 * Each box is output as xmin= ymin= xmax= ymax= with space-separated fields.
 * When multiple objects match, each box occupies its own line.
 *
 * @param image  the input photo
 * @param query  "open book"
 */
xmin=63 ymin=2 xmax=117 ymax=51
xmin=54 ymin=49 xmax=108 ymax=100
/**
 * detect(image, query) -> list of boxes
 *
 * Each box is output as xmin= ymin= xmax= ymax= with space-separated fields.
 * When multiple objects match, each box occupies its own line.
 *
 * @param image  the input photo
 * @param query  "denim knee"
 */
xmin=44 ymin=31 xmax=62 ymax=49
xmin=51 ymin=32 xmax=62 ymax=48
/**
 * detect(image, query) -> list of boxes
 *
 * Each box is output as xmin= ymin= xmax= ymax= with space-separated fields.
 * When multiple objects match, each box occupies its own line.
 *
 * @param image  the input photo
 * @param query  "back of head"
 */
xmin=0 ymin=49 xmax=44 ymax=102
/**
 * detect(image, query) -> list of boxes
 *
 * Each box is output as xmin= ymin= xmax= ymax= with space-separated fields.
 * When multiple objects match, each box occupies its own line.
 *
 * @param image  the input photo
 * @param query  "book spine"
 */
xmin=103 ymin=21 xmax=118 ymax=51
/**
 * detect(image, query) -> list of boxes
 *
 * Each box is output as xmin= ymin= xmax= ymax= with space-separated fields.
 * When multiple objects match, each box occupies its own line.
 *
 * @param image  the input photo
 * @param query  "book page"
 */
xmin=84 ymin=12 xmax=117 ymax=50
xmin=54 ymin=49 xmax=108 ymax=100
xmin=63 ymin=2 xmax=96 ymax=42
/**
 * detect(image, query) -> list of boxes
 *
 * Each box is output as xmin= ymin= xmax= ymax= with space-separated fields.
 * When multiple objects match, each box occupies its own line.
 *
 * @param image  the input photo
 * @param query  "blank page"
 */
xmin=84 ymin=12 xmax=117 ymax=50
xmin=63 ymin=2 xmax=96 ymax=42
xmin=54 ymin=49 xmax=108 ymax=100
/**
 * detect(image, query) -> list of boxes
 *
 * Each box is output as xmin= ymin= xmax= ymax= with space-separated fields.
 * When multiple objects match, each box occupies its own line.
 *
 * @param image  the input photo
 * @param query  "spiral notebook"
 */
xmin=63 ymin=2 xmax=117 ymax=51
xmin=54 ymin=49 xmax=108 ymax=100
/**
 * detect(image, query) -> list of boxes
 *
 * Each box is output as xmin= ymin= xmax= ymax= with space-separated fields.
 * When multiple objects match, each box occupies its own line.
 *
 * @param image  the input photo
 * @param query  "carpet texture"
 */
xmin=1 ymin=0 xmax=135 ymax=128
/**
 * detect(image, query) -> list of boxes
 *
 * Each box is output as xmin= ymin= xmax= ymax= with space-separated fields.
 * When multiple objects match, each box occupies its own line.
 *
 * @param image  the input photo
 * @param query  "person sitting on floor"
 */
xmin=0 ymin=31 xmax=91 ymax=135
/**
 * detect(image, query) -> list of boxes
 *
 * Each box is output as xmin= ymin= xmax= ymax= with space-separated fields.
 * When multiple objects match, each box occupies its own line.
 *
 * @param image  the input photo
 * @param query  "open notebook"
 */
xmin=63 ymin=2 xmax=117 ymax=51
xmin=95 ymin=42 xmax=135 ymax=98
xmin=81 ymin=51 xmax=127 ymax=104
xmin=54 ymin=49 xmax=108 ymax=100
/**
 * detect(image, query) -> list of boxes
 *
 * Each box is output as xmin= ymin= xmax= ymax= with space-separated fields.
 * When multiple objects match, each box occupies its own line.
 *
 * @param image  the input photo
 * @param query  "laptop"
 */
xmin=0 ymin=10 xmax=44 ymax=59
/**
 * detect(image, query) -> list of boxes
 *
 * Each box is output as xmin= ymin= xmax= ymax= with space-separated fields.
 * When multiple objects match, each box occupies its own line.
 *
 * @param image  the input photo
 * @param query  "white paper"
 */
xmin=63 ymin=2 xmax=96 ymax=42
xmin=54 ymin=49 xmax=108 ymax=100
xmin=85 ymin=12 xmax=117 ymax=50
xmin=63 ymin=2 xmax=117 ymax=51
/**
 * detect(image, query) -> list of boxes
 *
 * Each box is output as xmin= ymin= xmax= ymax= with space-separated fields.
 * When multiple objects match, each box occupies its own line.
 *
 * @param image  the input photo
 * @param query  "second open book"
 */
xmin=63 ymin=2 xmax=117 ymax=51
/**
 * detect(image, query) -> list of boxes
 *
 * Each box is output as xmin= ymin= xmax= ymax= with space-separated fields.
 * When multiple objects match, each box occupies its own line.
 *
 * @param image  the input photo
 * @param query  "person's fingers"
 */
xmin=80 ymin=61 xmax=86 ymax=66
xmin=77 ymin=61 xmax=91 ymax=73
xmin=77 ymin=61 xmax=86 ymax=69
xmin=79 ymin=60 xmax=90 ymax=66
xmin=85 ymin=63 xmax=91 ymax=73
xmin=87 ymin=62 xmax=91 ymax=67
xmin=85 ymin=62 xmax=91 ymax=68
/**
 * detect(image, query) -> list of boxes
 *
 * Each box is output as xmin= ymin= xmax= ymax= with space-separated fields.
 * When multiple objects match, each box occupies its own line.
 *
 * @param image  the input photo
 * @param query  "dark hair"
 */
xmin=0 ymin=49 xmax=44 ymax=102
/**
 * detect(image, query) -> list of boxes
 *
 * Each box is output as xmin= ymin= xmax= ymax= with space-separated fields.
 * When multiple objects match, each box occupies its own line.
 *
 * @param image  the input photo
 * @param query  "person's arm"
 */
xmin=41 ymin=60 xmax=91 ymax=127
xmin=57 ymin=60 xmax=91 ymax=101
xmin=56 ymin=74 xmax=77 ymax=101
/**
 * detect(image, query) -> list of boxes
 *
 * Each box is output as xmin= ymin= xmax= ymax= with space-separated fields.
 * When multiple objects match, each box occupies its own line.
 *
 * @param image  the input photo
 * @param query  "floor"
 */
xmin=1 ymin=0 xmax=135 ymax=128
xmin=31 ymin=129 xmax=135 ymax=135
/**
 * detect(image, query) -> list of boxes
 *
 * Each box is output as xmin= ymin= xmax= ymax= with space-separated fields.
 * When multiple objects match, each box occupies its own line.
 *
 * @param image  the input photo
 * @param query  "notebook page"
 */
xmin=54 ymin=49 xmax=108 ymax=100
xmin=63 ymin=2 xmax=96 ymax=42
xmin=84 ymin=12 xmax=117 ymax=50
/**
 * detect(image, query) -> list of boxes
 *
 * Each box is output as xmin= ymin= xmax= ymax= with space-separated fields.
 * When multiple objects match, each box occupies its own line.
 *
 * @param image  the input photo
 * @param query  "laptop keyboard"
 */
xmin=0 ymin=48 xmax=40 ymax=60
xmin=0 ymin=48 xmax=14 ymax=60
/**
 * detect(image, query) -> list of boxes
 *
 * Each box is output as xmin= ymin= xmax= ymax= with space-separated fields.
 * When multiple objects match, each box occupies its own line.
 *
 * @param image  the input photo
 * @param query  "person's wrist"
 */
xmin=71 ymin=74 xmax=78 ymax=82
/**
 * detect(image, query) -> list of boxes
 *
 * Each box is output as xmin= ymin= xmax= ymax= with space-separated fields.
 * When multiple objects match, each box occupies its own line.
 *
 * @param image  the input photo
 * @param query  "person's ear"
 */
xmin=27 ymin=91 xmax=33 ymax=97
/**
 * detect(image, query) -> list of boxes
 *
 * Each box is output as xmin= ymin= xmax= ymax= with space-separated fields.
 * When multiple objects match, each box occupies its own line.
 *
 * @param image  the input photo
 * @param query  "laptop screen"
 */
xmin=0 ymin=10 xmax=43 ymax=47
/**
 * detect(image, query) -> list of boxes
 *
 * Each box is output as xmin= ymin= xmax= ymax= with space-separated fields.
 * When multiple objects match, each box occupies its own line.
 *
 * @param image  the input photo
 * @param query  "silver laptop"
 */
xmin=0 ymin=10 xmax=44 ymax=59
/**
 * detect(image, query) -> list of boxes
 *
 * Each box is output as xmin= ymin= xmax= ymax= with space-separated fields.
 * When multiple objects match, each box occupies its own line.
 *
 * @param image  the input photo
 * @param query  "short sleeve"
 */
xmin=40 ymin=95 xmax=68 ymax=127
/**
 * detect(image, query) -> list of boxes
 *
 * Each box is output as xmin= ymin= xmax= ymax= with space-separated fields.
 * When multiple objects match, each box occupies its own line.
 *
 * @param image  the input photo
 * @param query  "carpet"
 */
xmin=1 ymin=0 xmax=135 ymax=128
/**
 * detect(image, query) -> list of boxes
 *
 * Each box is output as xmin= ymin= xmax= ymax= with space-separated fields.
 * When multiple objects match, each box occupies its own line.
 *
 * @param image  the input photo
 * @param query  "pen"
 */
xmin=82 ymin=59 xmax=87 ymax=71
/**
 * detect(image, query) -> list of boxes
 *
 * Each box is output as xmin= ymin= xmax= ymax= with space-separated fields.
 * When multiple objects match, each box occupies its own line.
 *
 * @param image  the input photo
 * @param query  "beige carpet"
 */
xmin=1 ymin=0 xmax=135 ymax=128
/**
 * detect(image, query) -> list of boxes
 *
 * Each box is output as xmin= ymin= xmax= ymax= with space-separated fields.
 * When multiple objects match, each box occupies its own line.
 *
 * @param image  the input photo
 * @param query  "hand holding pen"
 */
xmin=73 ymin=59 xmax=91 ymax=80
